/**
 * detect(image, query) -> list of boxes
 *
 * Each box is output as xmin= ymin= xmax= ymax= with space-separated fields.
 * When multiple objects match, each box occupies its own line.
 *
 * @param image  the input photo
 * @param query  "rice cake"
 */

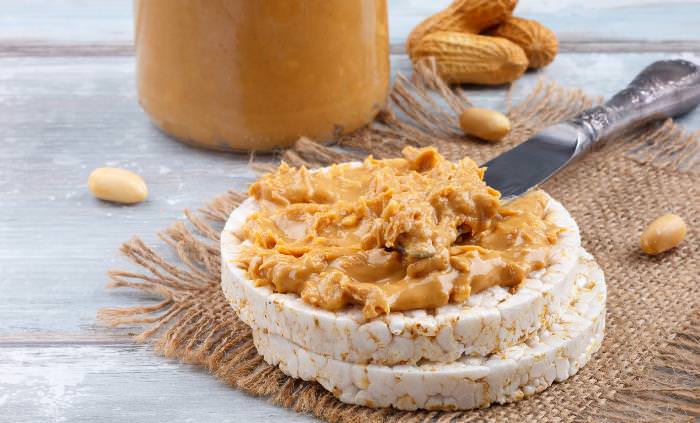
xmin=222 ymin=192 xmax=583 ymax=365
xmin=249 ymin=253 xmax=605 ymax=410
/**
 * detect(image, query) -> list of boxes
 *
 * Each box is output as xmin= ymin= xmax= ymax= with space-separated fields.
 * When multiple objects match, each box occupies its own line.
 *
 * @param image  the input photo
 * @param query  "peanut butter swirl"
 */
xmin=236 ymin=147 xmax=561 ymax=318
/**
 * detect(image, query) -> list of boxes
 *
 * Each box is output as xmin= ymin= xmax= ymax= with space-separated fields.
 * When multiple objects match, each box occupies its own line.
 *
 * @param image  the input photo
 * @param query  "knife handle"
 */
xmin=572 ymin=59 xmax=700 ymax=151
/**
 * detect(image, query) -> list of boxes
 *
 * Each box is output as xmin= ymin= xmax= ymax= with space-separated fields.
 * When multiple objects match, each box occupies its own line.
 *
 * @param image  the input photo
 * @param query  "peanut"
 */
xmin=406 ymin=0 xmax=517 ymax=56
xmin=487 ymin=16 xmax=558 ymax=68
xmin=88 ymin=167 xmax=149 ymax=204
xmin=411 ymin=31 xmax=528 ymax=85
xmin=640 ymin=214 xmax=687 ymax=255
xmin=459 ymin=108 xmax=511 ymax=142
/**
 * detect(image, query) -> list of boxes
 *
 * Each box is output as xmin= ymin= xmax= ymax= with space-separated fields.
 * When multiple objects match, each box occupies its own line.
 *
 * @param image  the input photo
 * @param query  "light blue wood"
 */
xmin=1 ymin=1 xmax=699 ymax=422
xmin=0 ymin=345 xmax=316 ymax=423
xmin=0 ymin=0 xmax=133 ymax=45
xmin=1 ymin=0 xmax=700 ymax=49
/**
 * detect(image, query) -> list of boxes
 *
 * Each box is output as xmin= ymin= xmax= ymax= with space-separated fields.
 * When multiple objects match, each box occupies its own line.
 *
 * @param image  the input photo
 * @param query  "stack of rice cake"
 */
xmin=221 ymin=192 xmax=606 ymax=410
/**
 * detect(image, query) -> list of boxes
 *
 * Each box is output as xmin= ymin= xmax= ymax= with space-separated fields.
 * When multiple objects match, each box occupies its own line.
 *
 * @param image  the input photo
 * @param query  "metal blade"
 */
xmin=482 ymin=123 xmax=588 ymax=198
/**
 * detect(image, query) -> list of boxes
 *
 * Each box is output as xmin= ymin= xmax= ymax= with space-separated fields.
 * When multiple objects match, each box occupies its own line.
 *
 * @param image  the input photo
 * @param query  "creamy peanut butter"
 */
xmin=135 ymin=0 xmax=389 ymax=152
xmin=237 ymin=147 xmax=561 ymax=318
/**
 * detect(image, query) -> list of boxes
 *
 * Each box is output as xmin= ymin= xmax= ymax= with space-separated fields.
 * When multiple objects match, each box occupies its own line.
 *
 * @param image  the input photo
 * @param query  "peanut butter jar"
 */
xmin=134 ymin=0 xmax=390 ymax=152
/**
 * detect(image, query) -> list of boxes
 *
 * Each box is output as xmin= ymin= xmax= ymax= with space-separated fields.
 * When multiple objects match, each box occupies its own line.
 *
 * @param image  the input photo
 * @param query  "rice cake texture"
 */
xmin=222 ymin=192 xmax=582 ymax=365
xmin=250 ymin=254 xmax=605 ymax=410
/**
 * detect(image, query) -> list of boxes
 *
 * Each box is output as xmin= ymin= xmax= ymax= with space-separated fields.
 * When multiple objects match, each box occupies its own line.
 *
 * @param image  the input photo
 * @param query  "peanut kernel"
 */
xmin=88 ymin=167 xmax=148 ymax=204
xmin=640 ymin=213 xmax=687 ymax=255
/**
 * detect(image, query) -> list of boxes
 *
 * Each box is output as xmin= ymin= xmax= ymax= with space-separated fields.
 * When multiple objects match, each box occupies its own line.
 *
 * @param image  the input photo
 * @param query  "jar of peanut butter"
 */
xmin=134 ymin=0 xmax=390 ymax=152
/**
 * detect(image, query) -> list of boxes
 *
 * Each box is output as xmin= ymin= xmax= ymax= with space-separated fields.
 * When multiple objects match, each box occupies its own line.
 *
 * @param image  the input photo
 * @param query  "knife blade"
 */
xmin=483 ymin=59 xmax=700 ymax=198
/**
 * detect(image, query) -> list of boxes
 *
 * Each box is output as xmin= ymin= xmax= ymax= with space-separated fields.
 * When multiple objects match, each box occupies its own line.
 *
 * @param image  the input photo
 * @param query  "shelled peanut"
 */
xmin=88 ymin=167 xmax=149 ymax=204
xmin=459 ymin=108 xmax=511 ymax=142
xmin=640 ymin=214 xmax=687 ymax=255
xmin=407 ymin=0 xmax=558 ymax=85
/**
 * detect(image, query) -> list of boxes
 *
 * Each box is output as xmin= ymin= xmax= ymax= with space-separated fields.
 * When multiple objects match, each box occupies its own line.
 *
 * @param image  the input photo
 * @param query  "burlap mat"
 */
xmin=100 ymin=62 xmax=699 ymax=422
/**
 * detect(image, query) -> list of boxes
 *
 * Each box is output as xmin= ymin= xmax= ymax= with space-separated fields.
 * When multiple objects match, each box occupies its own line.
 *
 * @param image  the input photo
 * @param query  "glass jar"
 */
xmin=134 ymin=0 xmax=390 ymax=152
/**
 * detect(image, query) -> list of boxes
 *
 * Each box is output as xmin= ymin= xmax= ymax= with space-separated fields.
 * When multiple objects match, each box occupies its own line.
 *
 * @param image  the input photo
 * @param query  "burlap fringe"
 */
xmin=623 ymin=120 xmax=700 ymax=173
xmin=100 ymin=61 xmax=699 ymax=422
xmin=99 ymin=195 xmax=411 ymax=423
xmin=594 ymin=312 xmax=700 ymax=421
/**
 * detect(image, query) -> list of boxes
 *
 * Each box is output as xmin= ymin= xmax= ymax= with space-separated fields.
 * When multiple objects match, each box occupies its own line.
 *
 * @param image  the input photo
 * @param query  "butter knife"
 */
xmin=483 ymin=59 xmax=700 ymax=197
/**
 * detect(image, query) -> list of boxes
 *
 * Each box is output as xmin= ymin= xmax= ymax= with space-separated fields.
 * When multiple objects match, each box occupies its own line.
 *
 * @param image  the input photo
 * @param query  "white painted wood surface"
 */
xmin=1 ymin=1 xmax=699 ymax=422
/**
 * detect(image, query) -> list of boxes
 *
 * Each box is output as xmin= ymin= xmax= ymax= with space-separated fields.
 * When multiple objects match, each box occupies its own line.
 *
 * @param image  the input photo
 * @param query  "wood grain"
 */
xmin=1 ymin=0 xmax=700 ymax=52
xmin=0 ymin=345 xmax=316 ymax=423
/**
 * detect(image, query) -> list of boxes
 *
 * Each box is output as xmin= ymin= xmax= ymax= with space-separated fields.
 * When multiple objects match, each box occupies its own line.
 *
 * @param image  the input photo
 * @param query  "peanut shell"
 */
xmin=412 ymin=31 xmax=528 ymax=85
xmin=488 ymin=16 xmax=558 ymax=68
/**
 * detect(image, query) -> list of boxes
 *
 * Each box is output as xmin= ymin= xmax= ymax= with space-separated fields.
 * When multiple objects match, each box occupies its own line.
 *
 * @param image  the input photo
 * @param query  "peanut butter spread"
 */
xmin=237 ymin=147 xmax=561 ymax=318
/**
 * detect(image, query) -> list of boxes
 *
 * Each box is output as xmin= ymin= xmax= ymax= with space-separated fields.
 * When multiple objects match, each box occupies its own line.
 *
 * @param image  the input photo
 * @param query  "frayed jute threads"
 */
xmin=100 ymin=61 xmax=699 ymax=422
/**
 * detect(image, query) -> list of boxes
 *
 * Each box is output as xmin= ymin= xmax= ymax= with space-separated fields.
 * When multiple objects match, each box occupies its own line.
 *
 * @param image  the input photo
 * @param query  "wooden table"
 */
xmin=1 ymin=1 xmax=699 ymax=421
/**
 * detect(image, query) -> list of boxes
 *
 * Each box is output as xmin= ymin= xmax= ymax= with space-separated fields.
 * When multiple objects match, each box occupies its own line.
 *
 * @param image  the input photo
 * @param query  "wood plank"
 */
xmin=0 ymin=0 xmax=133 ymax=45
xmin=1 ymin=52 xmax=699 ymax=338
xmin=2 ymin=0 xmax=700 ymax=52
xmin=0 ymin=344 xmax=317 ymax=423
